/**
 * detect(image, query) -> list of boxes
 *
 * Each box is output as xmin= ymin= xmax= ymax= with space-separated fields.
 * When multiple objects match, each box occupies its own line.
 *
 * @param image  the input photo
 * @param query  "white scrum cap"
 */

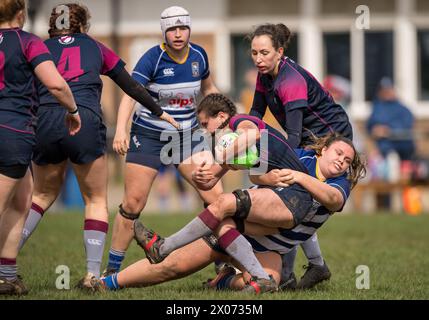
xmin=160 ymin=6 xmax=191 ymax=39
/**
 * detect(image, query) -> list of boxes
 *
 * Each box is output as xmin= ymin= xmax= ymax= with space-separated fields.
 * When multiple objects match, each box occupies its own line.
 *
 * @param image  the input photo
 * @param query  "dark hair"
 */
xmin=48 ymin=3 xmax=91 ymax=38
xmin=197 ymin=93 xmax=237 ymax=117
xmin=197 ymin=94 xmax=237 ymax=129
xmin=306 ymin=133 xmax=366 ymax=189
xmin=0 ymin=0 xmax=26 ymax=24
xmin=246 ymin=23 xmax=292 ymax=53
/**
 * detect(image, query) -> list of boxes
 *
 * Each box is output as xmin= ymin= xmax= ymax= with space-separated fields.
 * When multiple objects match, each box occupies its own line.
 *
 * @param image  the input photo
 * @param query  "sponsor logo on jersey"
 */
xmin=191 ymin=62 xmax=199 ymax=77
xmin=169 ymin=97 xmax=194 ymax=107
xmin=132 ymin=135 xmax=141 ymax=148
xmin=163 ymin=68 xmax=175 ymax=77
xmin=59 ymin=36 xmax=75 ymax=45
xmin=0 ymin=33 xmax=3 ymax=44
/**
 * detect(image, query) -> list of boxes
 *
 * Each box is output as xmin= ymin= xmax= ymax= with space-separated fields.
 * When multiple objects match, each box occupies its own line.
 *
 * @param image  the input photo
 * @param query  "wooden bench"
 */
xmin=350 ymin=180 xmax=429 ymax=213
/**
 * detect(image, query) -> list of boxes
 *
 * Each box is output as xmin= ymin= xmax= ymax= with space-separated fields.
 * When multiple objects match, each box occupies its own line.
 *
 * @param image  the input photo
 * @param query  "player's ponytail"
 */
xmin=0 ymin=0 xmax=26 ymax=24
xmin=48 ymin=3 xmax=91 ymax=38
xmin=275 ymin=23 xmax=292 ymax=52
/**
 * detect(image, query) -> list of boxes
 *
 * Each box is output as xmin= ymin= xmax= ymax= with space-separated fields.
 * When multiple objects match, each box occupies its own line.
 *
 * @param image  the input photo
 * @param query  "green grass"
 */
xmin=3 ymin=212 xmax=429 ymax=300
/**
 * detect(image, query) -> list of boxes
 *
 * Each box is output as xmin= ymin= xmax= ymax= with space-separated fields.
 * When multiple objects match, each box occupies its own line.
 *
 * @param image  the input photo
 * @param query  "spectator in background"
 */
xmin=366 ymin=77 xmax=416 ymax=211
xmin=367 ymin=77 xmax=415 ymax=161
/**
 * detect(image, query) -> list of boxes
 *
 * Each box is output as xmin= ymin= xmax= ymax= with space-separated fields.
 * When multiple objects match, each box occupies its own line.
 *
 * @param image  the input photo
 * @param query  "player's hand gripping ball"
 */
xmin=216 ymin=132 xmax=259 ymax=169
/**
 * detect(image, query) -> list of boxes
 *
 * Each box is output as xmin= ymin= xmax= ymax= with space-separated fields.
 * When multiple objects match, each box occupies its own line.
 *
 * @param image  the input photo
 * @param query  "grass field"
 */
xmin=2 ymin=211 xmax=429 ymax=300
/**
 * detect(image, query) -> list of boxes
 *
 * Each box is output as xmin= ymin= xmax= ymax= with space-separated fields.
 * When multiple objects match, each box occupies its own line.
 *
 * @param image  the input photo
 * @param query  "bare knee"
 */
xmin=33 ymin=178 xmax=63 ymax=207
xmin=123 ymin=194 xmax=147 ymax=214
xmin=11 ymin=191 xmax=32 ymax=214
xmin=215 ymin=218 xmax=236 ymax=237
xmin=82 ymin=195 xmax=107 ymax=212
xmin=208 ymin=194 xmax=235 ymax=220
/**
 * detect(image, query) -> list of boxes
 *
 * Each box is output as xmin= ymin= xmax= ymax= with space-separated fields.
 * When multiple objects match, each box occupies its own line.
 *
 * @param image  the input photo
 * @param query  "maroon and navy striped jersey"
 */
xmin=0 ymin=28 xmax=52 ymax=134
xmin=251 ymin=57 xmax=352 ymax=146
xmin=228 ymin=114 xmax=308 ymax=174
xmin=38 ymin=33 xmax=125 ymax=117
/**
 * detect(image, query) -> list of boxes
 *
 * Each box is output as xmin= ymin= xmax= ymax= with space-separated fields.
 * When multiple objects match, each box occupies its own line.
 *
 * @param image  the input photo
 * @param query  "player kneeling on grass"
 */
xmin=98 ymin=94 xmax=365 ymax=294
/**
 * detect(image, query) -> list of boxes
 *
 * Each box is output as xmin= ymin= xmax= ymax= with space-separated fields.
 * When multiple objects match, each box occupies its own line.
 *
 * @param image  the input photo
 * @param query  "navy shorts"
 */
xmin=0 ymin=127 xmax=34 ymax=178
xmin=259 ymin=183 xmax=313 ymax=227
xmin=33 ymin=106 xmax=106 ymax=165
xmin=126 ymin=124 xmax=208 ymax=170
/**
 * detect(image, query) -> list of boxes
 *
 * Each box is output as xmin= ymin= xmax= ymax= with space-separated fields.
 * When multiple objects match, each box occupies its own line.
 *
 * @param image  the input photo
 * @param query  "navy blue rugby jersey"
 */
xmin=131 ymin=42 xmax=210 ymax=132
xmin=228 ymin=114 xmax=307 ymax=174
xmin=0 ymin=28 xmax=52 ymax=134
xmin=251 ymin=57 xmax=352 ymax=146
xmin=38 ymin=33 xmax=125 ymax=117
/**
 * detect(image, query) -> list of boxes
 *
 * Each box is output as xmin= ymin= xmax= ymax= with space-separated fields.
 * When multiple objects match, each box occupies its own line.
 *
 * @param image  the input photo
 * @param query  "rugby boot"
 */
xmin=278 ymin=272 xmax=297 ymax=291
xmin=133 ymin=220 xmax=166 ymax=264
xmin=0 ymin=276 xmax=28 ymax=296
xmin=76 ymin=272 xmax=105 ymax=293
xmin=296 ymin=261 xmax=331 ymax=289
xmin=241 ymin=275 xmax=278 ymax=294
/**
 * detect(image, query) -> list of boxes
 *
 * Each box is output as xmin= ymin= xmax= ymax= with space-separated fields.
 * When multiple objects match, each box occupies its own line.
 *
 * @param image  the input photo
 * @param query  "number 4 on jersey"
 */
xmin=57 ymin=47 xmax=84 ymax=81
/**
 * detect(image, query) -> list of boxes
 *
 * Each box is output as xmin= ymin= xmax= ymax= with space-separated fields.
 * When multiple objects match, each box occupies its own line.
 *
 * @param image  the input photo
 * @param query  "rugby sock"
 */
xmin=19 ymin=203 xmax=45 ymax=250
xmin=102 ymin=273 xmax=120 ymax=290
xmin=0 ymin=258 xmax=17 ymax=281
xmin=301 ymin=233 xmax=324 ymax=266
xmin=160 ymin=208 xmax=220 ymax=257
xmin=83 ymin=219 xmax=108 ymax=278
xmin=107 ymin=248 xmax=126 ymax=272
xmin=218 ymin=229 xmax=270 ymax=280
xmin=281 ymin=246 xmax=297 ymax=281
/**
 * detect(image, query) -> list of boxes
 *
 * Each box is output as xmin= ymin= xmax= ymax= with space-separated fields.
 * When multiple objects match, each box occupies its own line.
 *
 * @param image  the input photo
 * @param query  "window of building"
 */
xmin=417 ymin=0 xmax=429 ymax=12
xmin=323 ymin=32 xmax=351 ymax=80
xmin=364 ymin=31 xmax=394 ymax=101
xmin=418 ymin=30 xmax=429 ymax=100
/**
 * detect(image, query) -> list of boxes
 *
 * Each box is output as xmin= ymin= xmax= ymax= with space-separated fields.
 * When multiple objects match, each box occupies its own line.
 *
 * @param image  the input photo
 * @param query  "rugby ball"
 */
xmin=217 ymin=132 xmax=259 ymax=169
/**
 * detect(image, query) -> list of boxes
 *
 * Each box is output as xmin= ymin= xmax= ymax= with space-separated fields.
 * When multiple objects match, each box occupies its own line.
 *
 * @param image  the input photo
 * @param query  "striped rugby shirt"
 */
xmin=131 ymin=42 xmax=210 ymax=132
xmin=245 ymin=149 xmax=351 ymax=254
